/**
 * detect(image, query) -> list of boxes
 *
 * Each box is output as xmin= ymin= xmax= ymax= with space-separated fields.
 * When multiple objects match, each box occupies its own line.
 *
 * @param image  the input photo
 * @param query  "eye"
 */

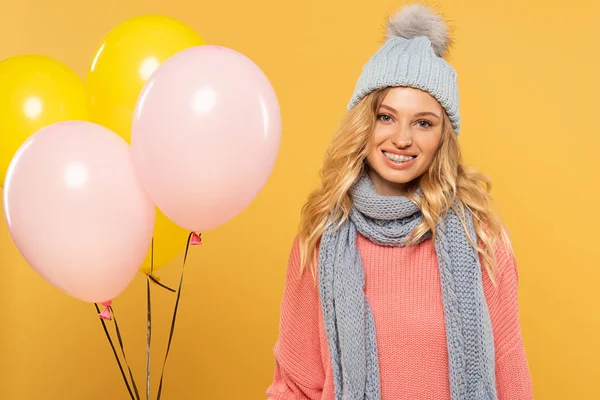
xmin=377 ymin=114 xmax=393 ymax=123
xmin=417 ymin=120 xmax=433 ymax=128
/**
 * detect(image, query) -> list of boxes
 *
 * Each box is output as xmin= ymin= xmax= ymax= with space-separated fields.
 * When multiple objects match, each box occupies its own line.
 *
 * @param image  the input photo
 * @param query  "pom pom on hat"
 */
xmin=386 ymin=4 xmax=451 ymax=58
xmin=347 ymin=2 xmax=461 ymax=133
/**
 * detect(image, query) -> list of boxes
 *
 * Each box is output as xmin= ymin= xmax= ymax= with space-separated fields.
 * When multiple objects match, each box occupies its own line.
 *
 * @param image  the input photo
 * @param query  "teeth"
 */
xmin=383 ymin=151 xmax=415 ymax=163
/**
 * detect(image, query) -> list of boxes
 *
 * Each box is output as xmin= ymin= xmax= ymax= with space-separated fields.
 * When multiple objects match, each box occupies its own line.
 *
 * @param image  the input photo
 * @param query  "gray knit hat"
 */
xmin=347 ymin=4 xmax=461 ymax=134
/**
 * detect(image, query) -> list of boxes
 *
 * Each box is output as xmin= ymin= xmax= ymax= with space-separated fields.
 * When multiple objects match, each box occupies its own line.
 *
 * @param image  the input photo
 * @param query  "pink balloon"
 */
xmin=131 ymin=45 xmax=281 ymax=232
xmin=3 ymin=121 xmax=155 ymax=303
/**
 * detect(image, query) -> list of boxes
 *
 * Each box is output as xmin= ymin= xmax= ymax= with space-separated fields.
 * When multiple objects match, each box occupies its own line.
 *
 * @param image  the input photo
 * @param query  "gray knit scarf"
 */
xmin=318 ymin=173 xmax=497 ymax=400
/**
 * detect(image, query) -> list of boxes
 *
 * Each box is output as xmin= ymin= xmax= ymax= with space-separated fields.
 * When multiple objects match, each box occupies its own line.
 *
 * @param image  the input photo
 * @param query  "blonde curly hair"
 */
xmin=297 ymin=87 xmax=513 ymax=287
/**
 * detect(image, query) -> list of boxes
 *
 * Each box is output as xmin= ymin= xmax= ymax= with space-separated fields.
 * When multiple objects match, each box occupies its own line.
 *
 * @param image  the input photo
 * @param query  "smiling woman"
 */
xmin=367 ymin=86 xmax=445 ymax=196
xmin=266 ymin=3 xmax=534 ymax=400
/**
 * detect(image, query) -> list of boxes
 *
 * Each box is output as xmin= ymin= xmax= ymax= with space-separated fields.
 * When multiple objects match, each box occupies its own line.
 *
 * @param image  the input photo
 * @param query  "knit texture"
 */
xmin=346 ymin=36 xmax=461 ymax=134
xmin=347 ymin=3 xmax=460 ymax=135
xmin=266 ymin=230 xmax=534 ymax=400
xmin=315 ymin=174 xmax=496 ymax=400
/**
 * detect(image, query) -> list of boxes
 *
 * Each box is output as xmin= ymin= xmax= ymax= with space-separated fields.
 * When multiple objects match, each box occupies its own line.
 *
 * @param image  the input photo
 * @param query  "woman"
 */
xmin=267 ymin=3 xmax=534 ymax=399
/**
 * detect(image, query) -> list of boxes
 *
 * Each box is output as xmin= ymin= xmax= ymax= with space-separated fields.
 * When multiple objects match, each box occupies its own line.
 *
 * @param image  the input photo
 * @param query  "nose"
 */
xmin=391 ymin=124 xmax=412 ymax=148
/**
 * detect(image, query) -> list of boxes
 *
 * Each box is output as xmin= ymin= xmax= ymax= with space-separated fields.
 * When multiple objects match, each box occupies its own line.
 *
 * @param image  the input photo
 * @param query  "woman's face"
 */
xmin=366 ymin=87 xmax=444 ymax=195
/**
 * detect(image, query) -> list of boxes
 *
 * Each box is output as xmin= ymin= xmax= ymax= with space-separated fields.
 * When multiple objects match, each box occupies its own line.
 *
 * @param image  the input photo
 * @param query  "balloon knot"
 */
xmin=190 ymin=232 xmax=202 ymax=246
xmin=98 ymin=305 xmax=111 ymax=321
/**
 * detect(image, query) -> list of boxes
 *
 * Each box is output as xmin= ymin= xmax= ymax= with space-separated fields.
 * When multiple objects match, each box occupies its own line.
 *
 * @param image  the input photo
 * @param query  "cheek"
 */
xmin=415 ymin=136 xmax=441 ymax=164
xmin=368 ymin=126 xmax=394 ymax=153
xmin=368 ymin=130 xmax=387 ymax=157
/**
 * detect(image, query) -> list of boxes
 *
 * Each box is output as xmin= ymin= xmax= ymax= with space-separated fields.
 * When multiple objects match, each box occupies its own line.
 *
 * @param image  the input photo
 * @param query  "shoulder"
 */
xmin=480 ymin=220 xmax=521 ymax=302
xmin=493 ymin=222 xmax=518 ymax=280
xmin=283 ymin=235 xmax=319 ymax=301
xmin=479 ymin=219 xmax=517 ymax=278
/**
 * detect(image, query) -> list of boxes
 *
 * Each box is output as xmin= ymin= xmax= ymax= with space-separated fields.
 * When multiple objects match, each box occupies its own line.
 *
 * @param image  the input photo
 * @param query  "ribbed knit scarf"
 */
xmin=318 ymin=173 xmax=498 ymax=400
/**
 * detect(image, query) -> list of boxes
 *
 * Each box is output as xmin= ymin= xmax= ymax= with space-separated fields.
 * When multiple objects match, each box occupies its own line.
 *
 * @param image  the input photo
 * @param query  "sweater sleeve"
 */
xmin=490 ymin=238 xmax=535 ymax=399
xmin=266 ymin=237 xmax=325 ymax=400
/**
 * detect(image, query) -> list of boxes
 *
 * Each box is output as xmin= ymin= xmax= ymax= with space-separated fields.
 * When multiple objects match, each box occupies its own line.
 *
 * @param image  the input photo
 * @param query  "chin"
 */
xmin=367 ymin=160 xmax=424 ymax=191
xmin=380 ymin=169 xmax=417 ymax=184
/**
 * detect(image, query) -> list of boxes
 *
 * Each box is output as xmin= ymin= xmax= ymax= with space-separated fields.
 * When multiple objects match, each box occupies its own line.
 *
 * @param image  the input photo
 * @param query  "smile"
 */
xmin=381 ymin=150 xmax=417 ymax=169
xmin=382 ymin=151 xmax=415 ymax=163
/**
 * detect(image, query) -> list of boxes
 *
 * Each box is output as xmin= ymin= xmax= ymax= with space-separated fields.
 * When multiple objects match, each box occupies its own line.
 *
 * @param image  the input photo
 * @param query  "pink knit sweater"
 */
xmin=266 ymin=233 xmax=534 ymax=399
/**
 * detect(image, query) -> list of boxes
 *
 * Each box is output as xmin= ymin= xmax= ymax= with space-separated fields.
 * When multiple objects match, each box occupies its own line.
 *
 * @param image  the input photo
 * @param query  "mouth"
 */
xmin=382 ymin=150 xmax=417 ymax=165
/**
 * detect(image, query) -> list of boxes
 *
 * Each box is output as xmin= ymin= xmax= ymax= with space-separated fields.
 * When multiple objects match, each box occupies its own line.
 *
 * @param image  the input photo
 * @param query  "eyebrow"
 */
xmin=379 ymin=104 xmax=441 ymax=119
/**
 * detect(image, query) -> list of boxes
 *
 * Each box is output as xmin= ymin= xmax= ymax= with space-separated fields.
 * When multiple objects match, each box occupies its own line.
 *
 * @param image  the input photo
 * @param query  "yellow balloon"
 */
xmin=86 ymin=14 xmax=205 ymax=143
xmin=87 ymin=15 xmax=203 ymax=273
xmin=139 ymin=210 xmax=189 ymax=275
xmin=0 ymin=55 xmax=89 ymax=187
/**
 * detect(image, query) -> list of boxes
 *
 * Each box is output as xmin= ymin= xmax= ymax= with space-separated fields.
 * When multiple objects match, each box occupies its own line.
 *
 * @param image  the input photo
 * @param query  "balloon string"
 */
xmin=147 ymin=274 xmax=176 ymax=293
xmin=145 ymin=236 xmax=175 ymax=292
xmin=94 ymin=303 xmax=136 ymax=400
xmin=156 ymin=231 xmax=196 ymax=400
xmin=146 ymin=238 xmax=154 ymax=400
xmin=110 ymin=306 xmax=141 ymax=400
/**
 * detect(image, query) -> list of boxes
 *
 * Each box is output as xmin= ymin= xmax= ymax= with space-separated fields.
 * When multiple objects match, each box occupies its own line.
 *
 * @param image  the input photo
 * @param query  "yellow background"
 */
xmin=1 ymin=0 xmax=598 ymax=398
